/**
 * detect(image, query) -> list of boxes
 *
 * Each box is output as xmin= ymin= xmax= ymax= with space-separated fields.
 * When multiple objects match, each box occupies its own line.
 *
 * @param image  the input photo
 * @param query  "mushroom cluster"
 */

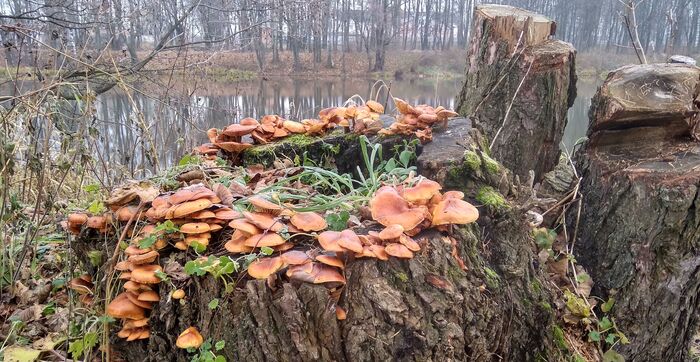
xmin=379 ymin=98 xmax=459 ymax=144
xmin=64 ymin=212 xmax=111 ymax=235
xmin=194 ymin=100 xmax=387 ymax=160
xmin=68 ymin=274 xmax=94 ymax=306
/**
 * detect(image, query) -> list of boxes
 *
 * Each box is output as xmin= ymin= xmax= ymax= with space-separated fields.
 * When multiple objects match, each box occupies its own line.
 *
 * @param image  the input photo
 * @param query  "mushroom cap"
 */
xmin=137 ymin=290 xmax=160 ymax=302
xmin=281 ymin=250 xmax=312 ymax=265
xmin=191 ymin=210 xmax=216 ymax=219
xmin=116 ymin=261 xmax=134 ymax=271
xmin=174 ymin=241 xmax=188 ymax=250
xmin=315 ymin=254 xmax=344 ymax=269
xmin=86 ymin=216 xmax=107 ymax=229
xmin=166 ymin=199 xmax=213 ymax=219
xmin=283 ymin=120 xmax=306 ymax=133
xmin=130 ymin=264 xmax=163 ymax=284
xmin=228 ymin=219 xmax=261 ymax=235
xmin=385 ymin=243 xmax=414 ymax=259
xmin=290 ymin=212 xmax=327 ymax=232
xmin=224 ymin=232 xmax=255 ymax=253
xmin=172 ymin=289 xmax=186 ymax=300
xmin=368 ymin=245 xmax=389 ymax=261
xmin=68 ymin=276 xmax=93 ymax=294
xmin=247 ymin=256 xmax=285 ymax=279
xmin=216 ymin=141 xmax=254 ymax=153
xmin=337 ymin=230 xmax=363 ymax=253
xmin=214 ymin=208 xmax=243 ymax=220
xmin=401 ymin=179 xmax=442 ymax=204
xmin=336 ymin=306 xmax=347 ymax=320
xmin=116 ymin=206 xmax=141 ymax=222
xmin=180 ymin=222 xmax=211 ymax=234
xmin=317 ymin=231 xmax=345 ymax=252
xmin=107 ymin=292 xmax=146 ymax=320
xmin=431 ymin=198 xmax=479 ymax=226
xmin=243 ymin=212 xmax=284 ymax=232
xmin=442 ymin=191 xmax=465 ymax=200
xmin=378 ymin=224 xmax=404 ymax=241
xmin=126 ymin=291 xmax=153 ymax=309
xmin=370 ymin=186 xmax=426 ymax=230
xmin=125 ymin=244 xmax=151 ymax=256
xmin=67 ymin=213 xmax=88 ymax=225
xmin=222 ymin=123 xmax=258 ymax=137
xmin=176 ymin=327 xmax=204 ymax=349
xmin=124 ymin=318 xmax=149 ymax=329
xmin=240 ymin=117 xmax=260 ymax=126
xmin=184 ymin=234 xmax=211 ymax=247
xmin=273 ymin=242 xmax=295 ymax=252
xmin=399 ymin=234 xmax=421 ymax=252
xmin=123 ymin=281 xmax=151 ymax=292
xmin=248 ymin=196 xmax=284 ymax=214
xmin=312 ymin=264 xmax=346 ymax=286
xmin=169 ymin=185 xmax=218 ymax=204
xmin=128 ymin=250 xmax=159 ymax=265
xmin=244 ymin=233 xmax=286 ymax=247
xmin=365 ymin=100 xmax=384 ymax=114
xmin=437 ymin=109 xmax=459 ymax=120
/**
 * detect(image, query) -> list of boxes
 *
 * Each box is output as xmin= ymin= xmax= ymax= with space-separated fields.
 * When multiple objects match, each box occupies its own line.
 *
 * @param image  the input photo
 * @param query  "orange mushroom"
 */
xmin=369 ymin=186 xmax=426 ymax=230
xmin=247 ymin=256 xmax=285 ymax=279
xmin=290 ymin=212 xmax=327 ymax=232
xmin=385 ymin=243 xmax=414 ymax=259
xmin=431 ymin=198 xmax=479 ymax=226
xmin=176 ymin=327 xmax=204 ymax=349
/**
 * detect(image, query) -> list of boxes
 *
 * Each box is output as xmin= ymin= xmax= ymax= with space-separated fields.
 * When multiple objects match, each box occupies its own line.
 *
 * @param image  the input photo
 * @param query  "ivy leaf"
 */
xmin=83 ymin=332 xmax=98 ymax=350
xmin=602 ymin=349 xmax=625 ymax=362
xmin=399 ymin=150 xmax=413 ymax=167
xmin=155 ymin=270 xmax=169 ymax=282
xmin=83 ymin=184 xmax=101 ymax=193
xmin=214 ymin=356 xmax=227 ymax=362
xmin=599 ymin=317 xmax=613 ymax=331
xmin=178 ymin=154 xmax=201 ymax=166
xmin=588 ymin=330 xmax=601 ymax=342
xmin=138 ymin=235 xmax=157 ymax=249
xmin=601 ymin=297 xmax=615 ymax=313
xmin=604 ymin=333 xmax=617 ymax=345
xmin=260 ymin=246 xmax=274 ymax=256
xmin=185 ymin=261 xmax=206 ymax=276
xmin=326 ymin=211 xmax=350 ymax=231
xmin=192 ymin=241 xmax=207 ymax=253
xmin=87 ymin=200 xmax=105 ymax=215
xmin=208 ymin=298 xmax=219 ymax=310
xmin=215 ymin=340 xmax=226 ymax=351
xmin=617 ymin=331 xmax=630 ymax=344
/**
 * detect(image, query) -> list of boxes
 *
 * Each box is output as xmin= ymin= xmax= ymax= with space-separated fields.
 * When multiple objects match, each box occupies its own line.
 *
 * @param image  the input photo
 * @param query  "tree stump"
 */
xmin=456 ymin=4 xmax=576 ymax=184
xmin=69 ymin=121 xmax=566 ymax=361
xmin=573 ymin=63 xmax=700 ymax=361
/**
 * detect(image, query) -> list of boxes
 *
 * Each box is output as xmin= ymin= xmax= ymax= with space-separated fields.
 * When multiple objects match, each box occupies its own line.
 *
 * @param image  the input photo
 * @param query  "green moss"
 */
xmin=483 ymin=266 xmax=500 ymax=289
xmin=476 ymin=186 xmax=509 ymax=211
xmin=463 ymin=150 xmax=482 ymax=171
xmin=552 ymin=325 xmax=569 ymax=351
xmin=540 ymin=301 xmax=553 ymax=313
xmin=394 ymin=271 xmax=409 ymax=283
xmin=242 ymin=134 xmax=320 ymax=166
xmin=481 ymin=153 xmax=501 ymax=174
xmin=530 ymin=279 xmax=543 ymax=294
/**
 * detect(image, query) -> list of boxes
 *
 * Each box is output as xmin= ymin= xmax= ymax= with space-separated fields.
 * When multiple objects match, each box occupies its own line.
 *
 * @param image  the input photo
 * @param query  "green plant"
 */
xmin=189 ymin=338 xmax=227 ymax=362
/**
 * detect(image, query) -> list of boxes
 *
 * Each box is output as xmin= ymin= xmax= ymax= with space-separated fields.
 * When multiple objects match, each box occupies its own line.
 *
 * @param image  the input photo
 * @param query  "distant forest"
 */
xmin=1 ymin=0 xmax=697 ymax=71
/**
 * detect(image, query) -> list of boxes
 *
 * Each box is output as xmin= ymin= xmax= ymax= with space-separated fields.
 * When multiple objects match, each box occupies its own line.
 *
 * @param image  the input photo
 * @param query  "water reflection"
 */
xmin=94 ymin=76 xmax=465 ymax=175
xmin=3 ymin=76 xmax=598 ymax=179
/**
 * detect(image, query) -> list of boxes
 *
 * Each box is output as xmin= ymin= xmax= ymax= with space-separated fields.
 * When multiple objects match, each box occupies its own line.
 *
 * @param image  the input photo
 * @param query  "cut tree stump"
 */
xmin=572 ymin=63 xmax=700 ymax=361
xmin=456 ymin=4 xmax=576 ymax=184
xmin=71 ymin=120 xmax=566 ymax=361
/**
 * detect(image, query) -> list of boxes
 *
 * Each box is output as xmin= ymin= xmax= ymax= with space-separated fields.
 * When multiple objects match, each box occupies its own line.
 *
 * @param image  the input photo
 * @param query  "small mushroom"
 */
xmin=247 ymin=256 xmax=285 ymax=279
xmin=431 ymin=198 xmax=479 ymax=226
xmin=176 ymin=327 xmax=204 ymax=349
xmin=370 ymin=186 xmax=426 ymax=230
xmin=315 ymin=254 xmax=344 ymax=269
xmin=378 ymin=224 xmax=404 ymax=241
xmin=243 ymin=233 xmax=286 ymax=248
xmin=128 ymin=250 xmax=159 ymax=265
xmin=290 ymin=212 xmax=327 ymax=232
xmin=137 ymin=290 xmax=160 ymax=302
xmin=228 ymin=219 xmax=262 ymax=235
xmin=401 ymin=179 xmax=442 ymax=205
xmin=180 ymin=222 xmax=212 ymax=234
xmin=172 ymin=289 xmax=186 ymax=300
xmin=385 ymin=243 xmax=414 ymax=259
xmin=281 ymin=250 xmax=312 ymax=265
xmin=107 ymin=292 xmax=146 ymax=320
xmin=243 ymin=212 xmax=285 ymax=232
xmin=130 ymin=264 xmax=163 ymax=284
xmin=337 ymin=230 xmax=363 ymax=253
xmin=166 ymin=199 xmax=213 ymax=219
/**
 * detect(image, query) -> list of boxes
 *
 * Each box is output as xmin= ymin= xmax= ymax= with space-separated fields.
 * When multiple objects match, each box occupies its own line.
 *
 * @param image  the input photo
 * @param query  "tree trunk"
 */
xmin=572 ymin=63 xmax=700 ymax=361
xmin=455 ymin=5 xmax=577 ymax=184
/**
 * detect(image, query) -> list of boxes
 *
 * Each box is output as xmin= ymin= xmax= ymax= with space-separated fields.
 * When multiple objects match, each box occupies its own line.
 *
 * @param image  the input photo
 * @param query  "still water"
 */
xmin=91 ymin=76 xmax=597 ymax=176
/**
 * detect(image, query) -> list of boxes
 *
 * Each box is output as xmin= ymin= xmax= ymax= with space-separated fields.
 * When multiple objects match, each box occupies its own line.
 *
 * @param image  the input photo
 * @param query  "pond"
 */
xmin=2 ymin=75 xmax=597 ymax=179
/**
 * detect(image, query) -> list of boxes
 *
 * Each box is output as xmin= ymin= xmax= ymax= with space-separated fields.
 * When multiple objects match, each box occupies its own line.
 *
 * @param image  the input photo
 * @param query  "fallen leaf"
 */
xmin=3 ymin=345 xmax=42 ymax=362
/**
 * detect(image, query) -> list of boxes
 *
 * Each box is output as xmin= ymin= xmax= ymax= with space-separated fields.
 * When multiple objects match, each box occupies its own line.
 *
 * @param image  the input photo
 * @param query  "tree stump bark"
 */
xmin=455 ymin=4 xmax=576 ymax=184
xmin=572 ymin=63 xmax=700 ymax=361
